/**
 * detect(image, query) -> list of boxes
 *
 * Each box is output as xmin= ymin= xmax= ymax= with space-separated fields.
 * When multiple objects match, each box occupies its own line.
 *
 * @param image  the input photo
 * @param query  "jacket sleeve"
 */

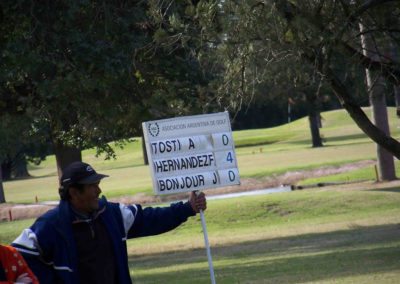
xmin=11 ymin=219 xmax=60 ymax=284
xmin=124 ymin=201 xmax=196 ymax=238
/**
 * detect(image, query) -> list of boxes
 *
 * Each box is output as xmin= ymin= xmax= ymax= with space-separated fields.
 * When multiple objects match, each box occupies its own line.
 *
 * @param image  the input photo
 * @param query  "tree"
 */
xmin=272 ymin=0 xmax=400 ymax=161
xmin=169 ymin=0 xmax=333 ymax=147
xmin=1 ymin=0 xmax=223 ymax=184
xmin=0 ymin=166 xmax=4 ymax=203
xmin=190 ymin=0 xmax=400 ymax=161
xmin=134 ymin=0 xmax=223 ymax=119
xmin=0 ymin=114 xmax=51 ymax=181
xmin=0 ymin=91 xmax=29 ymax=183
xmin=359 ymin=20 xmax=395 ymax=180
xmin=0 ymin=1 xmax=149 ymax=177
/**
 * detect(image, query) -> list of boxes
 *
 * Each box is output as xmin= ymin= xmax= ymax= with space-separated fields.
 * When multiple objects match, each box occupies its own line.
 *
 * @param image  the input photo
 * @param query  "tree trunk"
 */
xmin=309 ymin=112 xmax=323 ymax=147
xmin=53 ymin=141 xmax=82 ymax=181
xmin=13 ymin=154 xmax=30 ymax=178
xmin=323 ymin=65 xmax=400 ymax=159
xmin=359 ymin=22 xmax=396 ymax=181
xmin=141 ymin=132 xmax=149 ymax=165
xmin=306 ymin=85 xmax=323 ymax=148
xmin=1 ymin=160 xmax=12 ymax=181
xmin=389 ymin=36 xmax=400 ymax=118
xmin=0 ymin=166 xmax=6 ymax=203
xmin=395 ymin=86 xmax=400 ymax=118
xmin=368 ymin=78 xmax=396 ymax=180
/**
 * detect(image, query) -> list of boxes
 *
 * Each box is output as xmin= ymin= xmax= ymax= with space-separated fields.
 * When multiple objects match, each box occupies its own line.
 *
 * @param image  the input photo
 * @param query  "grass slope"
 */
xmin=2 ymin=105 xmax=400 ymax=283
xmin=126 ymin=186 xmax=400 ymax=283
xmin=1 ymin=185 xmax=400 ymax=283
xmin=3 ymin=107 xmax=400 ymax=204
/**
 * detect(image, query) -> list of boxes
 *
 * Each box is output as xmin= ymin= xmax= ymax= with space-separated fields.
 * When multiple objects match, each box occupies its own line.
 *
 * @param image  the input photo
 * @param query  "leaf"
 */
xmin=284 ymin=28 xmax=294 ymax=43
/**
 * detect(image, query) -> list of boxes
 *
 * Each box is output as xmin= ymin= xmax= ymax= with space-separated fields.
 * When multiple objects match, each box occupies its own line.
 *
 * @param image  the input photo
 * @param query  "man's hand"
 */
xmin=189 ymin=191 xmax=207 ymax=213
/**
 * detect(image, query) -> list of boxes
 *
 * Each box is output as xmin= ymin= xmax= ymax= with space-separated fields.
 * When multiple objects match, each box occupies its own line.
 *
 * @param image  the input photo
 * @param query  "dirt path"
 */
xmin=1 ymin=160 xmax=396 ymax=222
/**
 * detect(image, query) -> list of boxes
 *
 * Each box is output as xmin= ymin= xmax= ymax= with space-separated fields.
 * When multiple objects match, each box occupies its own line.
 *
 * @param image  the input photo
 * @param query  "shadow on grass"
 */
xmin=129 ymin=223 xmax=400 ymax=283
xmin=323 ymin=133 xmax=368 ymax=143
xmin=368 ymin=186 xmax=400 ymax=194
xmin=3 ymin=173 xmax=57 ymax=183
xmin=285 ymin=134 xmax=370 ymax=146
xmin=5 ymin=163 xmax=146 ymax=184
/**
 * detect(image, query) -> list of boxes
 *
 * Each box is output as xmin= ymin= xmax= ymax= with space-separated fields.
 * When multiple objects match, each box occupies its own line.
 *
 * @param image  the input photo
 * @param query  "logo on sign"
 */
xmin=148 ymin=123 xmax=160 ymax=137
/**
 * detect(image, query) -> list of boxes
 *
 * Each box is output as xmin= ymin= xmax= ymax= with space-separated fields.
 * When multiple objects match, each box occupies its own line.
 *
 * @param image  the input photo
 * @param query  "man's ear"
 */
xmin=68 ymin=186 xmax=80 ymax=200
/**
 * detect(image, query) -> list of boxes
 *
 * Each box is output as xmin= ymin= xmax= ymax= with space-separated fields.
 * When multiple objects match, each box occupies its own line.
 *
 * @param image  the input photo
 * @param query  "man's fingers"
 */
xmin=196 ymin=193 xmax=207 ymax=211
xmin=190 ymin=192 xmax=207 ymax=212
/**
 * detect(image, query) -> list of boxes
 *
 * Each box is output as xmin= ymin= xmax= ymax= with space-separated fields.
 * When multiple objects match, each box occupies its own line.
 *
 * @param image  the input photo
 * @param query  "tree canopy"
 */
xmin=176 ymin=0 xmax=400 ymax=158
xmin=1 ymin=0 xmax=400 ymax=176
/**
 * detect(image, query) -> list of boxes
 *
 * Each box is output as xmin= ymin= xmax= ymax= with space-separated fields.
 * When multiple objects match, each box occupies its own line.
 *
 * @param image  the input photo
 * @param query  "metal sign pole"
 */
xmin=199 ymin=209 xmax=216 ymax=284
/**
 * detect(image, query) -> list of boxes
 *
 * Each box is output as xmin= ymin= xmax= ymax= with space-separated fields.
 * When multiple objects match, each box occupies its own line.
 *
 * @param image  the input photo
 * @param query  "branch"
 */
xmin=348 ymin=0 xmax=396 ymax=23
xmin=323 ymin=66 xmax=400 ymax=159
xmin=342 ymin=42 xmax=400 ymax=85
xmin=273 ymin=0 xmax=400 ymax=84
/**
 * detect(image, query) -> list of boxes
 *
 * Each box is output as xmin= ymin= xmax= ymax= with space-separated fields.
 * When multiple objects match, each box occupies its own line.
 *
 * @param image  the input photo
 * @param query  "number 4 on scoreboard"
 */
xmin=226 ymin=152 xmax=233 ymax=163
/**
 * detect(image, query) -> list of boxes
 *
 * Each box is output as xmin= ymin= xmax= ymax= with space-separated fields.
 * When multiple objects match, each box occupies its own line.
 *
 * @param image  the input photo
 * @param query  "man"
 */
xmin=12 ymin=161 xmax=207 ymax=284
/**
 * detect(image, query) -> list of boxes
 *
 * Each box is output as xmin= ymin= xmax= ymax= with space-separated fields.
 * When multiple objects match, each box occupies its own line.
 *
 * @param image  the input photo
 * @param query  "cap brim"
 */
xmin=78 ymin=174 xmax=109 ymax=184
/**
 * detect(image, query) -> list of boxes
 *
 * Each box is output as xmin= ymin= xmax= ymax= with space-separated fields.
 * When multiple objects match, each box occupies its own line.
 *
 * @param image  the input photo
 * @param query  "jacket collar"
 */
xmin=58 ymin=196 xmax=108 ymax=223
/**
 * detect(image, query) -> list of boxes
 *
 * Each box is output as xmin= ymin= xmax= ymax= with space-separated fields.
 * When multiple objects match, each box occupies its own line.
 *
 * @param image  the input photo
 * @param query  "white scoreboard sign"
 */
xmin=142 ymin=112 xmax=240 ymax=195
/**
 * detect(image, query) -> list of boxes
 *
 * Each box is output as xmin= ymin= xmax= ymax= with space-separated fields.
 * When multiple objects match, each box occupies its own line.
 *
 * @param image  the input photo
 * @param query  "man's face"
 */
xmin=70 ymin=182 xmax=102 ymax=214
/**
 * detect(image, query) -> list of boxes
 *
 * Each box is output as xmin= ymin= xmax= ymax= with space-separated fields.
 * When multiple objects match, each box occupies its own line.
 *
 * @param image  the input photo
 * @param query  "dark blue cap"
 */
xmin=60 ymin=161 xmax=108 ymax=188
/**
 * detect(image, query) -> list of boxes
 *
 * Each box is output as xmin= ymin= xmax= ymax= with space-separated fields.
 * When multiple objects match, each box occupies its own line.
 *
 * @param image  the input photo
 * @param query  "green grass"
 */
xmin=127 ymin=187 xmax=400 ymax=253
xmin=4 ymin=107 xmax=400 ymax=203
xmin=300 ymin=161 xmax=400 ymax=186
xmin=0 ymin=218 xmax=35 ymax=244
xmin=125 ymin=187 xmax=400 ymax=283
xmin=2 ymin=186 xmax=400 ymax=283
xmin=300 ymin=166 xmax=376 ymax=185
xmin=129 ymin=229 xmax=400 ymax=284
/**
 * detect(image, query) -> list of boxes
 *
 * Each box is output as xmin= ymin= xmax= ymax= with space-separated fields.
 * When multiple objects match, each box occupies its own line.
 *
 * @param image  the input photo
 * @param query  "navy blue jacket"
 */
xmin=12 ymin=196 xmax=195 ymax=284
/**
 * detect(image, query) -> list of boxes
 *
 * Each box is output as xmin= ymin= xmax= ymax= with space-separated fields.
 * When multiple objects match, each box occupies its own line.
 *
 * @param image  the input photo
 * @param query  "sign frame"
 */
xmin=142 ymin=112 xmax=240 ymax=195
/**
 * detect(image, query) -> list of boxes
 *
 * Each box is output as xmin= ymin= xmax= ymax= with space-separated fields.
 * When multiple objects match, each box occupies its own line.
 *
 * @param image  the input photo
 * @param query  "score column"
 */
xmin=212 ymin=132 xmax=240 ymax=187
